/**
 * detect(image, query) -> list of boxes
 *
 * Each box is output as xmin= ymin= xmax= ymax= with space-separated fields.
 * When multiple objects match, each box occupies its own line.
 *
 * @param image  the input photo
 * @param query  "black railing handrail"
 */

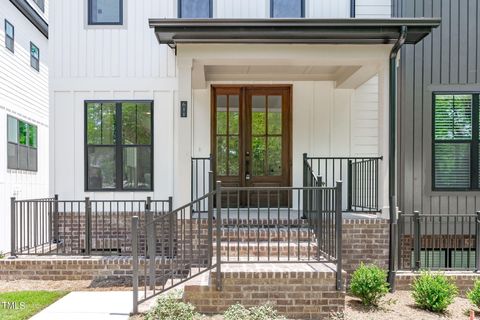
xmin=305 ymin=156 xmax=383 ymax=160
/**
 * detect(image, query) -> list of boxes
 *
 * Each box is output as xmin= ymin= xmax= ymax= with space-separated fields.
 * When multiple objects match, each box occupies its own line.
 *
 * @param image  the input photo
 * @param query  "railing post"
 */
xmin=53 ymin=194 xmax=59 ymax=243
xmin=303 ymin=153 xmax=308 ymax=217
xmin=316 ymin=177 xmax=322 ymax=260
xmin=335 ymin=181 xmax=343 ymax=291
xmin=208 ymin=172 xmax=214 ymax=267
xmin=476 ymin=211 xmax=480 ymax=271
xmin=413 ymin=211 xmax=421 ymax=271
xmin=85 ymin=197 xmax=91 ymax=256
xmin=347 ymin=160 xmax=352 ymax=211
xmin=132 ymin=216 xmax=139 ymax=315
xmin=168 ymin=196 xmax=173 ymax=213
xmin=146 ymin=197 xmax=156 ymax=290
xmin=215 ymin=180 xmax=222 ymax=291
xmin=10 ymin=197 xmax=16 ymax=258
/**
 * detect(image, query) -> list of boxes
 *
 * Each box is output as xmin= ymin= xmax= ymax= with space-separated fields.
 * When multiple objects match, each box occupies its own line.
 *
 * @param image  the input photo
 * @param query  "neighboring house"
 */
xmin=0 ymin=0 xmax=48 ymax=253
xmin=394 ymin=0 xmax=480 ymax=270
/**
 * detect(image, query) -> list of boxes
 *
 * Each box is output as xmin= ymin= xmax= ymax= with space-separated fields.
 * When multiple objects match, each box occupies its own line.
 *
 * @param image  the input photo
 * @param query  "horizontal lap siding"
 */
xmin=396 ymin=0 xmax=480 ymax=215
xmin=0 ymin=1 xmax=49 ymax=252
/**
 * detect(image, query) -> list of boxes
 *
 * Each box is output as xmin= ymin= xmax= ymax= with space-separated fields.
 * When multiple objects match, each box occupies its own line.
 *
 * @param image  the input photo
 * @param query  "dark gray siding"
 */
xmin=394 ymin=0 xmax=480 ymax=214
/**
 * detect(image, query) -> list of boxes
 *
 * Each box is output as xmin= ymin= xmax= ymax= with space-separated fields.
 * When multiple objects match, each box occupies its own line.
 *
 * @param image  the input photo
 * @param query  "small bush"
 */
xmin=411 ymin=272 xmax=458 ymax=313
xmin=224 ymin=303 xmax=285 ymax=320
xmin=0 ymin=252 xmax=4 ymax=259
xmin=349 ymin=263 xmax=389 ymax=307
xmin=146 ymin=290 xmax=199 ymax=320
xmin=467 ymin=280 xmax=480 ymax=309
xmin=224 ymin=304 xmax=251 ymax=320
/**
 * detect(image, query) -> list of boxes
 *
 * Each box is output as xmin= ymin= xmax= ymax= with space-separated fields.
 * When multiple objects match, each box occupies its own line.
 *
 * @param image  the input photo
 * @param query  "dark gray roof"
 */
xmin=149 ymin=18 xmax=441 ymax=48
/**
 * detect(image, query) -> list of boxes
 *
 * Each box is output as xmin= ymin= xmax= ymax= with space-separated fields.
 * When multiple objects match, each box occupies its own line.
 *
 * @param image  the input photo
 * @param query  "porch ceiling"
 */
xmin=149 ymin=18 xmax=441 ymax=49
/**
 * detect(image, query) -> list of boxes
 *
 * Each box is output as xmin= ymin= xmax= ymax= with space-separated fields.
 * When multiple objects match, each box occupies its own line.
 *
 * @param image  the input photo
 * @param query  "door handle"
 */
xmin=245 ymin=151 xmax=250 ymax=181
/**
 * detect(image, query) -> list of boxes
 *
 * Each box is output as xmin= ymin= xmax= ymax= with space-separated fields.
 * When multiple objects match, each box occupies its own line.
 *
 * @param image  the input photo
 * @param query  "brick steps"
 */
xmin=215 ymin=227 xmax=314 ymax=242
xmin=213 ymin=241 xmax=319 ymax=258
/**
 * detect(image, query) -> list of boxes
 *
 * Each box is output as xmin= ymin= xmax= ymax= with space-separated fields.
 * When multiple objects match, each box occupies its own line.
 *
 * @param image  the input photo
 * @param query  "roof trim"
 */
xmin=149 ymin=18 xmax=441 ymax=49
xmin=10 ymin=0 xmax=48 ymax=38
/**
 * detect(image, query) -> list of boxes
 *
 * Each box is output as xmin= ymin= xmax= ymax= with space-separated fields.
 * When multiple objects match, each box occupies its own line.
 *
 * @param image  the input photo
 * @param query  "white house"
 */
xmin=0 ymin=0 xmax=48 ymax=253
xmin=48 ymin=0 xmax=438 ymax=219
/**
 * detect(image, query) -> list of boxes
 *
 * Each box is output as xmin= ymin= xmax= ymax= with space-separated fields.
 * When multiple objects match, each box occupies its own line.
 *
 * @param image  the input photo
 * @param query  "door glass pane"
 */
xmin=216 ymin=136 xmax=227 ymax=176
xmin=87 ymin=146 xmax=116 ymax=189
xmin=217 ymin=95 xmax=227 ymax=134
xmin=252 ymin=137 xmax=266 ymax=176
xmin=267 ymin=136 xmax=282 ymax=176
xmin=252 ymin=96 xmax=266 ymax=135
xmin=268 ymin=96 xmax=282 ymax=135
xmin=123 ymin=147 xmax=152 ymax=190
xmin=7 ymin=117 xmax=17 ymax=143
xmin=229 ymin=95 xmax=239 ymax=135
xmin=228 ymin=136 xmax=239 ymax=176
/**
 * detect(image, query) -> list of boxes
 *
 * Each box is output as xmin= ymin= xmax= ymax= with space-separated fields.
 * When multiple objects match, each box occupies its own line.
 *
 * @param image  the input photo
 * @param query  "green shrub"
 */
xmin=223 ymin=304 xmax=250 ymax=320
xmin=411 ymin=272 xmax=458 ymax=313
xmin=467 ymin=280 xmax=480 ymax=309
xmin=349 ymin=263 xmax=389 ymax=307
xmin=146 ymin=290 xmax=199 ymax=320
xmin=223 ymin=303 xmax=285 ymax=320
xmin=0 ymin=252 xmax=4 ymax=259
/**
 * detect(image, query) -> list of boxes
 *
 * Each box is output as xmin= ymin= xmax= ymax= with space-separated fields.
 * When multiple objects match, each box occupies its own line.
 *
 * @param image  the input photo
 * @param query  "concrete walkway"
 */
xmin=30 ymin=291 xmax=133 ymax=320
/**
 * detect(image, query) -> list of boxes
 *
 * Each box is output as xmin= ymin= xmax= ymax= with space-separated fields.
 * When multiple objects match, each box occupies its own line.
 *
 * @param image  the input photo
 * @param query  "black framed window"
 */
xmin=178 ymin=0 xmax=212 ymax=18
xmin=85 ymin=101 xmax=153 ymax=191
xmin=271 ymin=0 xmax=305 ymax=18
xmin=433 ymin=93 xmax=480 ymax=190
xmin=30 ymin=42 xmax=39 ymax=71
xmin=88 ymin=0 xmax=123 ymax=25
xmin=32 ymin=0 xmax=45 ymax=12
xmin=4 ymin=20 xmax=14 ymax=53
xmin=7 ymin=116 xmax=38 ymax=171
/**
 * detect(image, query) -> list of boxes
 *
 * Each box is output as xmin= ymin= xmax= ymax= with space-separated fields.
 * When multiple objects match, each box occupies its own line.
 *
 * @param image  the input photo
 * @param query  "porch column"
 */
xmin=378 ymin=59 xmax=391 ymax=219
xmin=174 ymin=57 xmax=193 ymax=208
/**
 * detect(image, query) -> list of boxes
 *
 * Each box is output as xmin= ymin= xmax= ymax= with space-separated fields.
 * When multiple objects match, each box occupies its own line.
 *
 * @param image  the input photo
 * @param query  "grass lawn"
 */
xmin=0 ymin=291 xmax=68 ymax=320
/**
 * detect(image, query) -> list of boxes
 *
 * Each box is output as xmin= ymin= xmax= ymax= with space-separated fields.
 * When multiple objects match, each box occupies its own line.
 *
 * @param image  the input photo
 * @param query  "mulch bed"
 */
xmin=341 ymin=291 xmax=474 ymax=320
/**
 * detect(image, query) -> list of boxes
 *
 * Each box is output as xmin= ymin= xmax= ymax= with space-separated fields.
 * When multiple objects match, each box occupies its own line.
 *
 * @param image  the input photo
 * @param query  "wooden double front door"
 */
xmin=211 ymin=85 xmax=292 ymax=206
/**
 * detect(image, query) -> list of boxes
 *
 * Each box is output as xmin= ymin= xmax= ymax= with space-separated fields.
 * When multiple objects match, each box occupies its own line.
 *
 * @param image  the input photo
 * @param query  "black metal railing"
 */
xmin=398 ymin=211 xmax=480 ymax=271
xmin=10 ymin=196 xmax=171 ymax=256
xmin=191 ymin=155 xmax=214 ymax=212
xmin=303 ymin=154 xmax=382 ymax=212
xmin=132 ymin=180 xmax=344 ymax=313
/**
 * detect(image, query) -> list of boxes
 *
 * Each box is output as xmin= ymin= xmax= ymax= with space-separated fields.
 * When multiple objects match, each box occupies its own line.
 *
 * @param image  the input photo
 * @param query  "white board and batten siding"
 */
xmin=0 ymin=0 xmax=49 ymax=252
xmin=50 ymin=0 xmax=178 ymax=201
xmin=50 ymin=0 xmax=390 ymax=203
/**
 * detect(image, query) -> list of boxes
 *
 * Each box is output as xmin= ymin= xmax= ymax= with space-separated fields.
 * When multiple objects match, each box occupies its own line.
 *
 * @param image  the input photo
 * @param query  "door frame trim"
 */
xmin=210 ymin=84 xmax=293 ymax=188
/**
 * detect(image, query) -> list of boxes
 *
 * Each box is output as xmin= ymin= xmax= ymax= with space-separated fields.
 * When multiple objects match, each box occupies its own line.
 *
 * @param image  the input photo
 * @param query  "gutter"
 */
xmin=388 ymin=26 xmax=407 ymax=291
xmin=9 ymin=0 xmax=48 ymax=38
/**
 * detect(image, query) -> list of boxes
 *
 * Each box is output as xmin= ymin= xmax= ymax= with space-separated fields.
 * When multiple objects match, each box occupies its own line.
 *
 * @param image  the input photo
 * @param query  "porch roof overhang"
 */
xmin=149 ymin=18 xmax=441 ymax=49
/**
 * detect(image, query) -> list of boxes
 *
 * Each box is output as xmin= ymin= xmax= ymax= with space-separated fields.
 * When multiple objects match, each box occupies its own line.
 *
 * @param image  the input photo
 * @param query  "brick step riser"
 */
xmin=215 ymin=230 xmax=315 ymax=242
